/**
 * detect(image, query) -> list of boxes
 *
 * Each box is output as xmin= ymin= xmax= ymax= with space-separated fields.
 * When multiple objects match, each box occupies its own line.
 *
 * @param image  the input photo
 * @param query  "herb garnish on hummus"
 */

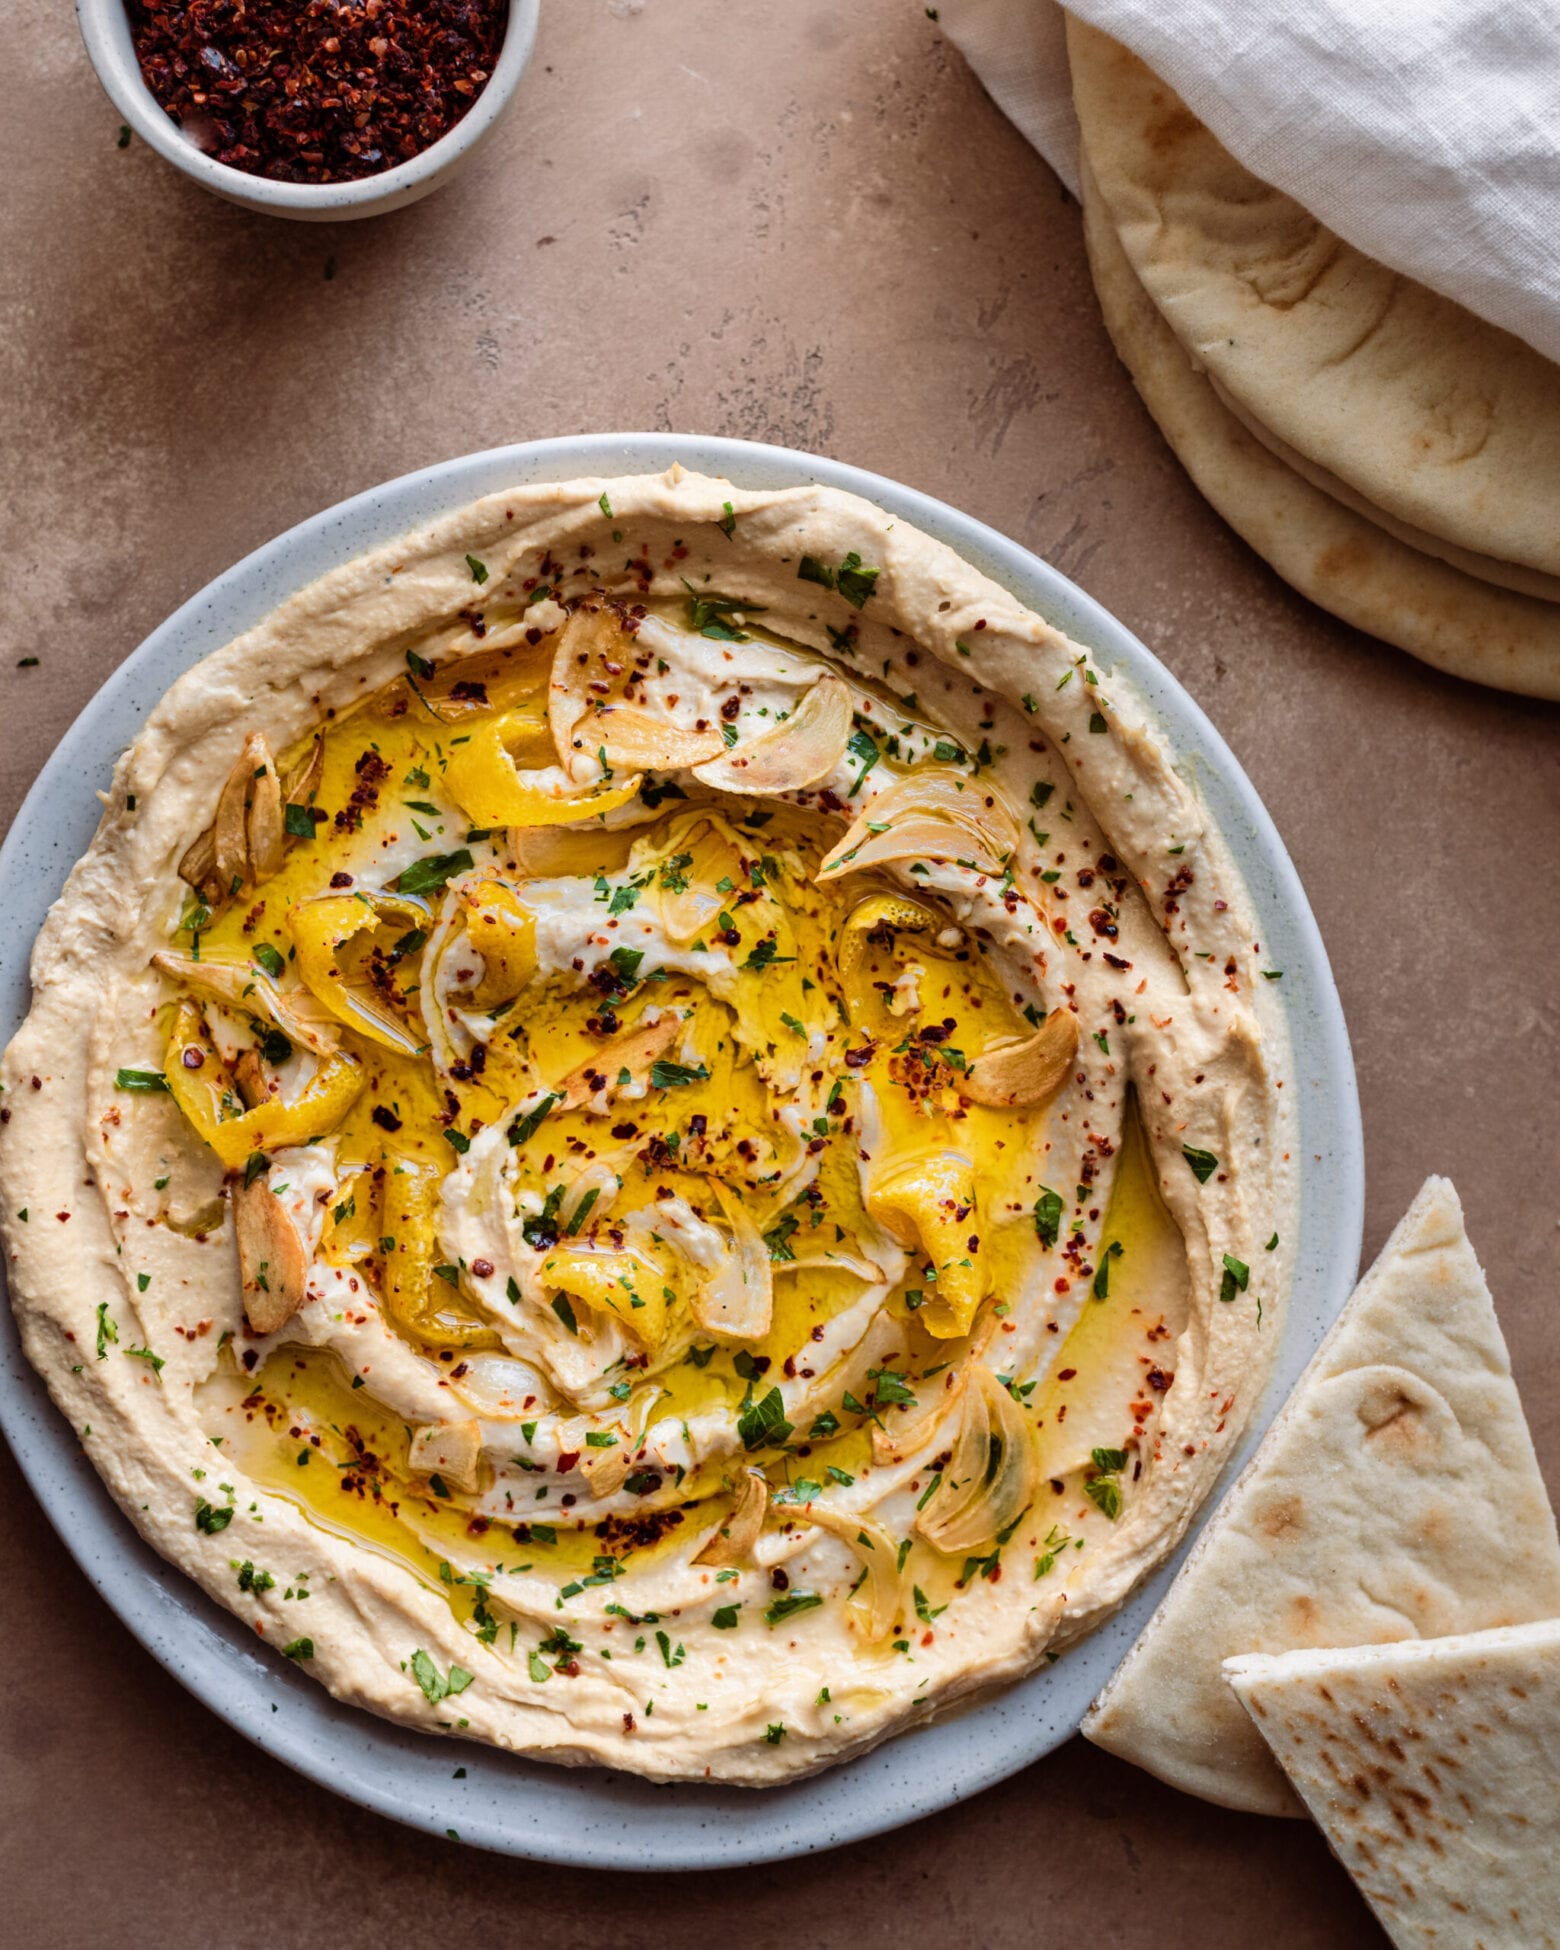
xmin=0 ymin=469 xmax=1294 ymax=1781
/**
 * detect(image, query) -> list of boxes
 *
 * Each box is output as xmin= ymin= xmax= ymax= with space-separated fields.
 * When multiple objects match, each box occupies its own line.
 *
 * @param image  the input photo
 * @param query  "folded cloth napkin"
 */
xmin=938 ymin=0 xmax=1560 ymax=367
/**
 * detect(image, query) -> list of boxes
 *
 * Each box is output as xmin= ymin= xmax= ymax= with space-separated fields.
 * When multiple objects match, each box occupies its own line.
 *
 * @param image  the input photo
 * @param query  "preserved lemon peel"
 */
xmin=835 ymin=892 xmax=942 ymax=992
xmin=456 ymin=880 xmax=538 ymax=1011
xmin=444 ymin=709 xmax=643 ymax=826
xmin=287 ymin=892 xmax=429 ymax=1055
xmin=542 ymin=1243 xmax=677 ymax=1351
xmin=692 ymin=1467 xmax=769 ymax=1566
xmin=380 ymin=1154 xmax=442 ymax=1339
xmin=691 ymin=672 xmax=853 ymax=795
xmin=163 ymin=998 xmax=364 ymax=1170
xmin=865 ymin=1149 xmax=985 ymax=1339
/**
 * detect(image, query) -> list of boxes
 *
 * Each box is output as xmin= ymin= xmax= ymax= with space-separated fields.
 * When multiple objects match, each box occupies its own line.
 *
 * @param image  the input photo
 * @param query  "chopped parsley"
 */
xmin=1032 ymin=1186 xmax=1064 ymax=1249
xmin=648 ymin=1058 xmax=709 ymax=1088
xmin=411 ymin=1648 xmax=474 ymax=1705
xmin=737 ymin=1386 xmax=793 ymax=1452
xmin=1182 ymin=1144 xmax=1219 ymax=1184
xmin=114 ymin=1068 xmax=169 ymax=1094
xmin=396 ymin=849 xmax=474 ymax=897
xmin=765 ymin=1593 xmax=822 ymax=1626
xmin=1219 ymin=1253 xmax=1251 ymax=1303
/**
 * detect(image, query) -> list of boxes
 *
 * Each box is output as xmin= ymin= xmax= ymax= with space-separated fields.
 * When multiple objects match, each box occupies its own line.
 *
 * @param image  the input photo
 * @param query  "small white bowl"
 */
xmin=75 ymin=0 xmax=539 ymax=221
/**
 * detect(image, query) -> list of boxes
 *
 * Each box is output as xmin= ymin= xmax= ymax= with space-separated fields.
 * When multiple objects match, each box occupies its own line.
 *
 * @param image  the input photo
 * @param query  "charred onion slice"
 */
xmin=818 ymin=765 xmax=1021 ymax=882
xmin=858 ymin=767 xmax=1022 ymax=853
xmin=550 ymin=603 xmax=725 ymax=773
xmin=871 ymin=1360 xmax=967 ymax=1465
xmin=915 ymin=1365 xmax=1038 ymax=1555
xmin=801 ymin=1505 xmax=903 ymax=1641
xmin=691 ymin=673 xmax=852 ymax=795
xmin=151 ymin=949 xmax=341 ymax=1058
xmin=509 ymin=823 xmax=639 ymax=878
xmin=690 ymin=1181 xmax=774 ymax=1342
xmin=819 ymin=813 xmax=1007 ymax=882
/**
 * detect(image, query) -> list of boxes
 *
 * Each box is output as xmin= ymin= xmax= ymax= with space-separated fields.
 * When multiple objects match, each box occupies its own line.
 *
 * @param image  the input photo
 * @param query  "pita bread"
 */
xmin=1228 ymin=1622 xmax=1560 ymax=1949
xmin=1068 ymin=18 xmax=1560 ymax=585
xmin=1078 ymin=151 xmax=1560 ymax=702
xmin=1208 ymin=376 xmax=1560 ymax=605
xmin=1082 ymin=1177 xmax=1560 ymax=1817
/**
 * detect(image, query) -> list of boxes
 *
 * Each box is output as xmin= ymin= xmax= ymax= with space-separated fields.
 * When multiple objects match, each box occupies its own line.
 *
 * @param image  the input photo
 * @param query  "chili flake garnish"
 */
xmin=127 ymin=0 xmax=510 ymax=185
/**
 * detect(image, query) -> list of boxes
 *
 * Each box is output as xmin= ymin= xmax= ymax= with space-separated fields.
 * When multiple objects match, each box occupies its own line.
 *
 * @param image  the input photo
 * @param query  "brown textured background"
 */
xmin=3 ymin=2 xmax=1556 ymax=1943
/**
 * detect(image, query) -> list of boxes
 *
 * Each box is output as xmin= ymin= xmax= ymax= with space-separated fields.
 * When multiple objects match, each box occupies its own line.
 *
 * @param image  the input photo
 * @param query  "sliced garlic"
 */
xmin=233 ymin=1176 xmax=309 ymax=1336
xmin=408 ymin=1419 xmax=484 ymax=1493
xmin=693 ymin=1468 xmax=769 ymax=1566
xmin=955 ymin=1009 xmax=1079 ymax=1110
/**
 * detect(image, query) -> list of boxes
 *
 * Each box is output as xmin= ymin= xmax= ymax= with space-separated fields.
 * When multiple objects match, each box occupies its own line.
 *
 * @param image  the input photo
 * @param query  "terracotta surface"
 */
xmin=2 ymin=2 xmax=1556 ymax=1943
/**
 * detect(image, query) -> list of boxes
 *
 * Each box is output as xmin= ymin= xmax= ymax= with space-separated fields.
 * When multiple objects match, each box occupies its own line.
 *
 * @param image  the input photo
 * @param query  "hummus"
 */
xmin=0 ymin=468 xmax=1295 ymax=1782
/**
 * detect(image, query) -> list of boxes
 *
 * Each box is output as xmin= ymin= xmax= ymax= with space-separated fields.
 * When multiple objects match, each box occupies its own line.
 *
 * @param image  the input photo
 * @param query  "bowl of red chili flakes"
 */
xmin=77 ymin=0 xmax=540 ymax=220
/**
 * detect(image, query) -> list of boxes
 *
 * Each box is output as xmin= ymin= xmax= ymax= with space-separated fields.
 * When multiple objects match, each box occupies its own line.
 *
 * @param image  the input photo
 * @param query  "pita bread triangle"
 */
xmin=1227 ymin=1622 xmax=1560 ymax=1949
xmin=1082 ymin=1176 xmax=1560 ymax=1816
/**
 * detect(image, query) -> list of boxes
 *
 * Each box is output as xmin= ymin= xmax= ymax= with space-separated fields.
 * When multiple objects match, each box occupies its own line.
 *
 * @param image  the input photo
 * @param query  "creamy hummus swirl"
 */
xmin=0 ymin=469 xmax=1295 ymax=1782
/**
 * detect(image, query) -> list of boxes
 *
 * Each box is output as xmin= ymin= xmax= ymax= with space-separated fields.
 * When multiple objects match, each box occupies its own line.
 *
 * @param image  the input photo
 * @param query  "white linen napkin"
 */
xmin=938 ymin=0 xmax=1560 ymax=368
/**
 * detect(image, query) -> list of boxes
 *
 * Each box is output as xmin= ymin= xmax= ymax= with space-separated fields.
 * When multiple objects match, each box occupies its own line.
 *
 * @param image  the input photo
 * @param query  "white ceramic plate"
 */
xmin=0 ymin=435 xmax=1362 ymax=1867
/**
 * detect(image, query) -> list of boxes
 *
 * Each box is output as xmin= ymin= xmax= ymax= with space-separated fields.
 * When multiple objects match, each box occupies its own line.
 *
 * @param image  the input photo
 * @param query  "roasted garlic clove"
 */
xmin=407 ymin=1419 xmax=484 ymax=1493
xmin=233 ymin=1175 xmax=310 ymax=1336
xmin=955 ymin=1008 xmax=1079 ymax=1110
xmin=692 ymin=1468 xmax=769 ymax=1566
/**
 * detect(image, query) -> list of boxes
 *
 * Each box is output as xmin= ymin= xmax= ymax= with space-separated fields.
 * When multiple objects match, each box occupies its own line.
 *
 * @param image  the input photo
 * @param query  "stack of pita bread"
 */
xmin=1083 ymin=1176 xmax=1560 ymax=1947
xmin=1068 ymin=19 xmax=1560 ymax=702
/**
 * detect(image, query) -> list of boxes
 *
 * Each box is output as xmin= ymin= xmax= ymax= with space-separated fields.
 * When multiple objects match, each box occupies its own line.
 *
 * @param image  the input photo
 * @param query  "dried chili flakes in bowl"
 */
xmin=126 ymin=0 xmax=511 ymax=185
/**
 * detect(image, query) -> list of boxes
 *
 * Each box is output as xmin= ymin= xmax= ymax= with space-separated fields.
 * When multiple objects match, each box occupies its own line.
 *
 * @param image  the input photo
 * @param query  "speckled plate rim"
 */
xmin=0 ymin=434 xmax=1363 ymax=1869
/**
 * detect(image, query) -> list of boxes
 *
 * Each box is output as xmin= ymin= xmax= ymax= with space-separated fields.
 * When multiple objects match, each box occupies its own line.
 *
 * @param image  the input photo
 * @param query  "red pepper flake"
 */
xmin=126 ymin=0 xmax=510 ymax=186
